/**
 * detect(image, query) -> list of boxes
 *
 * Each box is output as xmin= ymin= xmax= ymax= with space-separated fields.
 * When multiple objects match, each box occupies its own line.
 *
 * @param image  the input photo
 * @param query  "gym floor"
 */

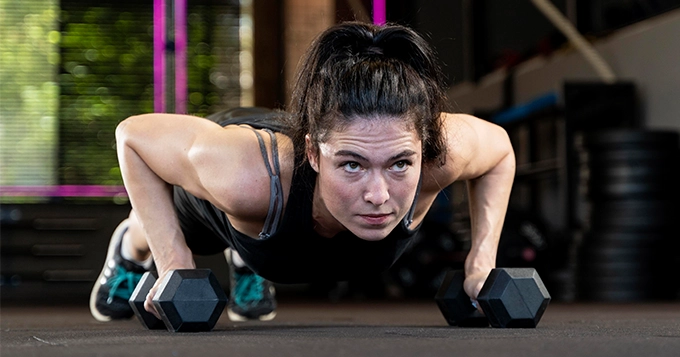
xmin=1 ymin=301 xmax=679 ymax=357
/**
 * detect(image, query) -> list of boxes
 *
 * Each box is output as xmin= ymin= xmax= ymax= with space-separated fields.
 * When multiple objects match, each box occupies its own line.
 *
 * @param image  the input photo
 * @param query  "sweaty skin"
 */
xmin=430 ymin=113 xmax=516 ymax=309
xmin=306 ymin=117 xmax=422 ymax=241
xmin=114 ymin=112 xmax=514 ymax=318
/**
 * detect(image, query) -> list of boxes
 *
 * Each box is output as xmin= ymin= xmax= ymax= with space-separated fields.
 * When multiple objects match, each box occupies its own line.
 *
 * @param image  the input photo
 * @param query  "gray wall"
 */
xmin=448 ymin=8 xmax=680 ymax=132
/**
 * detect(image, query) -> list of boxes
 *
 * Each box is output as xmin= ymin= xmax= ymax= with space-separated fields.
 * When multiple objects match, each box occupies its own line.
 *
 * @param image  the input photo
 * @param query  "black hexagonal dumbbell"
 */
xmin=129 ymin=271 xmax=165 ymax=330
xmin=129 ymin=269 xmax=228 ymax=332
xmin=435 ymin=270 xmax=489 ymax=327
xmin=435 ymin=268 xmax=551 ymax=328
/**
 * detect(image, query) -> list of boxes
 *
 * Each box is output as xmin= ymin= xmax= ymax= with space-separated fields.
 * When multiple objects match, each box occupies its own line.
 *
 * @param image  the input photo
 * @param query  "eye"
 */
xmin=391 ymin=160 xmax=411 ymax=172
xmin=342 ymin=161 xmax=362 ymax=172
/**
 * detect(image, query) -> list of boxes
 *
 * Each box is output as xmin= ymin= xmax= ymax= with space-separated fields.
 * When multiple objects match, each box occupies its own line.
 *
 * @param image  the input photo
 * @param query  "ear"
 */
xmin=305 ymin=134 xmax=319 ymax=172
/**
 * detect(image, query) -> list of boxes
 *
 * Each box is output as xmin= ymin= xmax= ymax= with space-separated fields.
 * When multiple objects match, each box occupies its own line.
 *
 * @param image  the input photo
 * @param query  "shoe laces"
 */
xmin=107 ymin=265 xmax=143 ymax=304
xmin=233 ymin=272 xmax=265 ymax=308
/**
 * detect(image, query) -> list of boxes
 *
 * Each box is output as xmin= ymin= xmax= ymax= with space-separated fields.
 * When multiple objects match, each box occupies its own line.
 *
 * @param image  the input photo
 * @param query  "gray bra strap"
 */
xmin=404 ymin=174 xmax=422 ymax=228
xmin=248 ymin=128 xmax=284 ymax=239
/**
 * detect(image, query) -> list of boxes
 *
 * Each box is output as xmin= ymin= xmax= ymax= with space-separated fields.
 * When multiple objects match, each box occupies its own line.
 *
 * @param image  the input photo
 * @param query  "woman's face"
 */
xmin=307 ymin=116 xmax=422 ymax=241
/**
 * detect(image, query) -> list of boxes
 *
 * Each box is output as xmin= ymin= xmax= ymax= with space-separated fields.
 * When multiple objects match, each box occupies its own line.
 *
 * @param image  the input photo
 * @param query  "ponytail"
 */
xmin=289 ymin=22 xmax=448 ymax=166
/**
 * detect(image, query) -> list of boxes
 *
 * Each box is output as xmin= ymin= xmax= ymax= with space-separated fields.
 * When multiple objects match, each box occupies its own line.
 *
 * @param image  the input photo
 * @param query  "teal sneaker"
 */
xmin=89 ymin=220 xmax=148 ymax=321
xmin=225 ymin=249 xmax=277 ymax=321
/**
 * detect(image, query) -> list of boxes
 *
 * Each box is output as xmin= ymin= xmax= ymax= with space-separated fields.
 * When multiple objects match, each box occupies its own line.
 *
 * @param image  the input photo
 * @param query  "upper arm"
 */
xmin=116 ymin=114 xmax=275 ymax=216
xmin=421 ymin=113 xmax=515 ymax=192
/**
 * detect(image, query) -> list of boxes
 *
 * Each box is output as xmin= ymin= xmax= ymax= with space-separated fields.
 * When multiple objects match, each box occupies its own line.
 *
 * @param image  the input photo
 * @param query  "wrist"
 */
xmin=153 ymin=245 xmax=195 ymax=276
xmin=464 ymin=250 xmax=496 ymax=277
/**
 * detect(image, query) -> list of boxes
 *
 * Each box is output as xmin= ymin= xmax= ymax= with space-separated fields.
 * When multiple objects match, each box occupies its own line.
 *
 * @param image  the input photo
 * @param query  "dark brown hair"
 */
xmin=287 ymin=22 xmax=449 ymax=166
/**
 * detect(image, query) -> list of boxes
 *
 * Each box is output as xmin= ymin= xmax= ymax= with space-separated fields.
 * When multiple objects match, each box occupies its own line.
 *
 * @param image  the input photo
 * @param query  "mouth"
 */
xmin=358 ymin=213 xmax=392 ymax=226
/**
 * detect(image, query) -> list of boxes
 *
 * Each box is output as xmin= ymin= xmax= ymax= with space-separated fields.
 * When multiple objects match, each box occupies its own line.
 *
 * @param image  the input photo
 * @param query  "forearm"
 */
xmin=464 ymin=145 xmax=515 ymax=277
xmin=116 ymin=120 xmax=195 ymax=274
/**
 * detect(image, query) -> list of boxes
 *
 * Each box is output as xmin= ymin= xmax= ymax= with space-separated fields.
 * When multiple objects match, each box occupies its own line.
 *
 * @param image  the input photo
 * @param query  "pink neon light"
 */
xmin=373 ymin=0 xmax=386 ymax=25
xmin=175 ymin=0 xmax=187 ymax=114
xmin=0 ymin=186 xmax=128 ymax=198
xmin=154 ymin=0 xmax=166 ymax=113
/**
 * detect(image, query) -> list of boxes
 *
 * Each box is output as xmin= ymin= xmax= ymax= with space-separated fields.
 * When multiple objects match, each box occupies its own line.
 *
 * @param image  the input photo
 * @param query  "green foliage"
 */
xmin=58 ymin=2 xmax=240 ymax=186
xmin=186 ymin=5 xmax=241 ymax=116
xmin=58 ymin=6 xmax=154 ymax=185
xmin=0 ymin=0 xmax=60 ymax=186
xmin=1 ymin=0 xmax=241 ymax=192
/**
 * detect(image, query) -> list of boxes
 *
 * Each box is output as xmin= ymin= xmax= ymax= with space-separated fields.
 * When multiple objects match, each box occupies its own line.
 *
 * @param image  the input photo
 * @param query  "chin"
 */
xmin=350 ymin=226 xmax=394 ymax=242
xmin=357 ymin=234 xmax=388 ymax=242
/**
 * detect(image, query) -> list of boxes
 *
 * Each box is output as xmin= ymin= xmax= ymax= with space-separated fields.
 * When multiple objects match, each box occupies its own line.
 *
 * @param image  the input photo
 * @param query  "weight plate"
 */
xmin=589 ymin=200 xmax=678 ymax=230
xmin=577 ymin=288 xmax=653 ymax=302
xmin=577 ymin=260 xmax=657 ymax=277
xmin=577 ymin=245 xmax=659 ymax=263
xmin=577 ymin=276 xmax=675 ymax=301
xmin=588 ymin=162 xmax=678 ymax=178
xmin=583 ymin=130 xmax=679 ymax=150
xmin=578 ymin=275 xmax=655 ymax=288
xmin=587 ymin=149 xmax=679 ymax=165
xmin=588 ymin=182 xmax=677 ymax=200
xmin=582 ymin=231 xmax=672 ymax=246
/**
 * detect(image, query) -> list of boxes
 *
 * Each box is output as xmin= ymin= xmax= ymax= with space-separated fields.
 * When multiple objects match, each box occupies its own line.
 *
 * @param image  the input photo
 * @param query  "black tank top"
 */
xmin=207 ymin=108 xmax=422 ymax=284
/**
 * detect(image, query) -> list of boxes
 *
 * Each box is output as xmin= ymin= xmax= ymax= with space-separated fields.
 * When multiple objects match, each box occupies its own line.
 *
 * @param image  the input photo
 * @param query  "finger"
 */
xmin=474 ymin=279 xmax=485 ymax=298
xmin=464 ymin=277 xmax=483 ymax=300
xmin=144 ymin=290 xmax=161 ymax=320
xmin=470 ymin=299 xmax=484 ymax=314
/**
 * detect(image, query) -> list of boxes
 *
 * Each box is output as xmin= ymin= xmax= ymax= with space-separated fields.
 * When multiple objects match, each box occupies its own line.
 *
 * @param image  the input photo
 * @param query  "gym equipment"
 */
xmin=577 ymin=129 xmax=680 ymax=301
xmin=435 ymin=268 xmax=551 ymax=328
xmin=129 ymin=271 xmax=165 ymax=330
xmin=129 ymin=269 xmax=227 ymax=332
xmin=435 ymin=270 xmax=488 ymax=327
xmin=577 ymin=231 xmax=674 ymax=301
xmin=583 ymin=130 xmax=679 ymax=150
xmin=589 ymin=200 xmax=676 ymax=231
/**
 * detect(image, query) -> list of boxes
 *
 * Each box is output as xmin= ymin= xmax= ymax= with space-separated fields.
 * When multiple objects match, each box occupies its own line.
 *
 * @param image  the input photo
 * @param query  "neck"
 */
xmin=311 ymin=181 xmax=346 ymax=238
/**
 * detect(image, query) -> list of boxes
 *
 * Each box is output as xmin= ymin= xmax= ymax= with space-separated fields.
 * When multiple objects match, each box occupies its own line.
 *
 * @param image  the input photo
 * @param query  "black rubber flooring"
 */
xmin=2 ymin=301 xmax=680 ymax=357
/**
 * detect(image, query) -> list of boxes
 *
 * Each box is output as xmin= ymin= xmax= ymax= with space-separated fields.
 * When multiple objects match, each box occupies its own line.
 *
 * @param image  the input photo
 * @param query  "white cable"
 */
xmin=530 ymin=0 xmax=617 ymax=83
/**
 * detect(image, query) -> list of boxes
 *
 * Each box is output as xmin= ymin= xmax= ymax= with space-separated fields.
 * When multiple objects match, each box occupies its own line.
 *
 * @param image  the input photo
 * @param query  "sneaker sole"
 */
xmin=89 ymin=219 xmax=130 ymax=322
xmin=227 ymin=308 xmax=277 ymax=322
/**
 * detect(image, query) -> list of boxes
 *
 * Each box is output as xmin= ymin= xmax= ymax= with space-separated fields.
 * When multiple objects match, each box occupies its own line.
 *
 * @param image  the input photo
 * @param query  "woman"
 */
xmin=90 ymin=21 xmax=515 ymax=323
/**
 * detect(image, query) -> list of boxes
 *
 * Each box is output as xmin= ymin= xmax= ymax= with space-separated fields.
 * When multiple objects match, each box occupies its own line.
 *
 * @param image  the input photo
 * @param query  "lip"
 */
xmin=358 ymin=213 xmax=392 ymax=225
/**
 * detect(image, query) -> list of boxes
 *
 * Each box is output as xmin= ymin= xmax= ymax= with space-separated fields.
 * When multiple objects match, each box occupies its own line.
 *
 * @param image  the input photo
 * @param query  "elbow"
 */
xmin=497 ymin=126 xmax=516 ymax=175
xmin=115 ymin=116 xmax=133 ymax=145
xmin=115 ymin=115 xmax=145 ymax=148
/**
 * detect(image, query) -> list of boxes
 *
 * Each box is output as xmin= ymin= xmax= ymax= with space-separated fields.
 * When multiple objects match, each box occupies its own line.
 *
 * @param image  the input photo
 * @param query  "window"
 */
xmin=1 ymin=0 xmax=241 ymax=202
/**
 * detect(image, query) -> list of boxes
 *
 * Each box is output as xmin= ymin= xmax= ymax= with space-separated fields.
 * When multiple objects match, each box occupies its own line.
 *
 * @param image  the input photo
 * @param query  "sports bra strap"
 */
xmin=404 ymin=174 xmax=422 ymax=228
xmin=247 ymin=127 xmax=284 ymax=239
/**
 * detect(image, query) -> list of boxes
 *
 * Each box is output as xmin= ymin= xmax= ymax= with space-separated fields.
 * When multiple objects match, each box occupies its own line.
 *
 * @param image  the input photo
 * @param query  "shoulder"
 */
xmin=410 ymin=113 xmax=511 ymax=224
xmin=196 ymin=125 xmax=296 ymax=222
xmin=421 ymin=112 xmax=510 ymax=190
xmin=421 ymin=113 xmax=478 ymax=188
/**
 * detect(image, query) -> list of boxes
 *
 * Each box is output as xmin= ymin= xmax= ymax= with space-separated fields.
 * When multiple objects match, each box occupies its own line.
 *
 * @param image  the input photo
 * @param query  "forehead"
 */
xmin=338 ymin=115 xmax=410 ymax=132
xmin=321 ymin=116 xmax=421 ymax=155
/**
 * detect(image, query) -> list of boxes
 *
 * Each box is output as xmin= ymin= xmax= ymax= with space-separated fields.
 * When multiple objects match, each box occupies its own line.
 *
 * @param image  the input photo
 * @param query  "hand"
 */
xmin=464 ymin=270 xmax=491 ymax=314
xmin=144 ymin=271 xmax=169 ymax=320
xmin=143 ymin=258 xmax=196 ymax=319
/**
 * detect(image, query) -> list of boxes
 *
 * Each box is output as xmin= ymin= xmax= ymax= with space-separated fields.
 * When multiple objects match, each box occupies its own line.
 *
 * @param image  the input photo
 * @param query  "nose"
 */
xmin=363 ymin=172 xmax=390 ymax=206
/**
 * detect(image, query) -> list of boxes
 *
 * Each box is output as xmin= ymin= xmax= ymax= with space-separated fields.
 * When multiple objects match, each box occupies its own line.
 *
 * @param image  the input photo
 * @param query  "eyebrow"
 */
xmin=335 ymin=149 xmax=417 ymax=162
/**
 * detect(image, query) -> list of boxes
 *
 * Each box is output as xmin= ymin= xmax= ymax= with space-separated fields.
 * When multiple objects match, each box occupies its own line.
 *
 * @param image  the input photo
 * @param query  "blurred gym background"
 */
xmin=2 ymin=0 xmax=680 ymax=306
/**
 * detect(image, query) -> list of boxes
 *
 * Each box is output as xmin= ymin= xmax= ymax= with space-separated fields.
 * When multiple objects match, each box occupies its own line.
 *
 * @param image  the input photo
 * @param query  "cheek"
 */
xmin=390 ymin=172 xmax=421 ymax=210
xmin=322 ymin=172 xmax=356 ymax=204
xmin=403 ymin=174 xmax=421 ymax=196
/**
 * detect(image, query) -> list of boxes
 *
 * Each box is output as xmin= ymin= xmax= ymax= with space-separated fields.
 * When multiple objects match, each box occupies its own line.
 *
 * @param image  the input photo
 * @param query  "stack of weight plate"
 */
xmin=577 ymin=130 xmax=680 ymax=301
